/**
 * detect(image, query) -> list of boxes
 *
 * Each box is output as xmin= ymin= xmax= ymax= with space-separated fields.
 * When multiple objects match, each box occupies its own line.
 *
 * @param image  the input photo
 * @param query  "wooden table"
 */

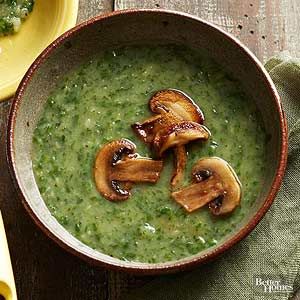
xmin=1 ymin=1 xmax=299 ymax=299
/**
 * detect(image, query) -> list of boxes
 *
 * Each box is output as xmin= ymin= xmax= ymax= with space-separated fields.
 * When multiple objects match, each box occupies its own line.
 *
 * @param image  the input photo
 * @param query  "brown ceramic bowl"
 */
xmin=7 ymin=10 xmax=288 ymax=275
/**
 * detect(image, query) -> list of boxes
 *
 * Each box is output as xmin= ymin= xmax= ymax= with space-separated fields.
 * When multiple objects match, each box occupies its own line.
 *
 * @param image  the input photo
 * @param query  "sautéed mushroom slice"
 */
xmin=149 ymin=89 xmax=204 ymax=123
xmin=171 ymin=145 xmax=187 ymax=187
xmin=152 ymin=121 xmax=210 ymax=156
xmin=172 ymin=157 xmax=241 ymax=215
xmin=132 ymin=89 xmax=209 ymax=187
xmin=94 ymin=139 xmax=163 ymax=201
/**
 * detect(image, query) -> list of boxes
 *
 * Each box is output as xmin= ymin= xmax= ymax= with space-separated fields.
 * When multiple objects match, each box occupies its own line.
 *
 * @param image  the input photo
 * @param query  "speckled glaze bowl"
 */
xmin=7 ymin=10 xmax=288 ymax=275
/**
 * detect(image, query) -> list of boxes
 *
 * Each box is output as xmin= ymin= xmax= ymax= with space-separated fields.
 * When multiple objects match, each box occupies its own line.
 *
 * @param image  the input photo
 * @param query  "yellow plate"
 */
xmin=0 ymin=211 xmax=17 ymax=300
xmin=0 ymin=0 xmax=79 ymax=101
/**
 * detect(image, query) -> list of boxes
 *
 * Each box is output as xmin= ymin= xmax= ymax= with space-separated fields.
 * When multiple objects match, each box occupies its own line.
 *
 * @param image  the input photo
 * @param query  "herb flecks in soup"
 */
xmin=32 ymin=45 xmax=267 ymax=263
xmin=0 ymin=0 xmax=34 ymax=36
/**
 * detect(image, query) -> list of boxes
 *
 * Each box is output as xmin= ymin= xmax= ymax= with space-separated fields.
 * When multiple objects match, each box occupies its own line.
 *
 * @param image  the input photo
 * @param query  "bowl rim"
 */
xmin=6 ymin=9 xmax=288 ymax=275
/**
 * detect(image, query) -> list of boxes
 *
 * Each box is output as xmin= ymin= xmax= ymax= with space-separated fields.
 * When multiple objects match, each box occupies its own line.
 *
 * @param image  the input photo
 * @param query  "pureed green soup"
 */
xmin=32 ymin=45 xmax=267 ymax=263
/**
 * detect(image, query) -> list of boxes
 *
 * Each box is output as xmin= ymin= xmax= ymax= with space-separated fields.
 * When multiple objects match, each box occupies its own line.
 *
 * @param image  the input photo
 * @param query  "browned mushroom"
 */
xmin=152 ymin=121 xmax=210 ymax=156
xmin=110 ymin=156 xmax=163 ymax=182
xmin=172 ymin=157 xmax=241 ymax=215
xmin=132 ymin=89 xmax=204 ymax=143
xmin=94 ymin=139 xmax=163 ymax=201
xmin=131 ymin=110 xmax=180 ymax=144
xmin=132 ymin=89 xmax=208 ymax=188
xmin=149 ymin=89 xmax=204 ymax=123
xmin=171 ymin=146 xmax=187 ymax=187
xmin=131 ymin=114 xmax=162 ymax=144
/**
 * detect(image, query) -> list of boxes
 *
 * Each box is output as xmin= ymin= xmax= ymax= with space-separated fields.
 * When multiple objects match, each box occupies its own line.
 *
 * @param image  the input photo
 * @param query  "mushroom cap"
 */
xmin=94 ymin=139 xmax=136 ymax=201
xmin=153 ymin=121 xmax=211 ymax=156
xmin=149 ymin=89 xmax=204 ymax=123
xmin=192 ymin=157 xmax=242 ymax=215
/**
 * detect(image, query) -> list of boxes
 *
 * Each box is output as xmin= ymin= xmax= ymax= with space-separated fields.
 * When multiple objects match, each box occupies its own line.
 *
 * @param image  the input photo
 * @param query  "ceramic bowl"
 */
xmin=0 ymin=0 xmax=78 ymax=101
xmin=7 ymin=10 xmax=288 ymax=275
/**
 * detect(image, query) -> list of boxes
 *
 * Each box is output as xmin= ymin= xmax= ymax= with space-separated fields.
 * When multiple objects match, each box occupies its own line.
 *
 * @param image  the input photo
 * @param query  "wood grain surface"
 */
xmin=0 ymin=0 xmax=299 ymax=299
xmin=115 ymin=0 xmax=300 ymax=62
xmin=78 ymin=0 xmax=114 ymax=22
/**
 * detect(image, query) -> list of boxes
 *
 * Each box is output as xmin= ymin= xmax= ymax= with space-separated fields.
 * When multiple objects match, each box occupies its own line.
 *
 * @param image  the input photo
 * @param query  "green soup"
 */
xmin=32 ymin=45 xmax=267 ymax=263
xmin=0 ymin=0 xmax=34 ymax=36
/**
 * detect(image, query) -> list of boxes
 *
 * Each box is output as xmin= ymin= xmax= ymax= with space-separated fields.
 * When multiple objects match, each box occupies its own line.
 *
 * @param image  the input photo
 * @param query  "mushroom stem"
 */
xmin=171 ymin=146 xmax=187 ymax=187
xmin=110 ymin=159 xmax=163 ymax=183
xmin=172 ymin=178 xmax=224 ymax=213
